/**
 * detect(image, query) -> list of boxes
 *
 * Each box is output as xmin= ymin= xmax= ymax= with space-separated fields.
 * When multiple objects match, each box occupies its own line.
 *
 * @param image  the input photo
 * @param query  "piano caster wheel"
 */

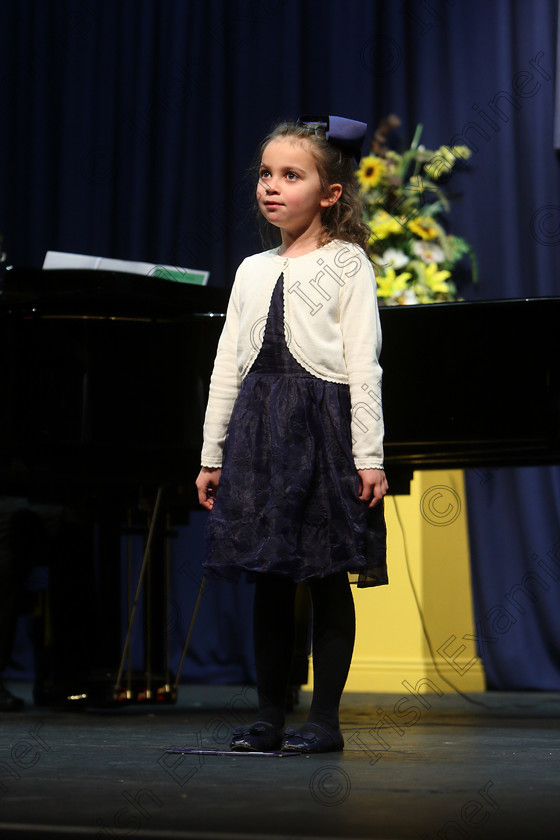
xmin=34 ymin=682 xmax=89 ymax=710
xmin=49 ymin=692 xmax=89 ymax=712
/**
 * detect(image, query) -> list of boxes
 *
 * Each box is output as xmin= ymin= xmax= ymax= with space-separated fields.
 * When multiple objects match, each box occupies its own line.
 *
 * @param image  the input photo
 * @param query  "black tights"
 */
xmin=253 ymin=571 xmax=355 ymax=732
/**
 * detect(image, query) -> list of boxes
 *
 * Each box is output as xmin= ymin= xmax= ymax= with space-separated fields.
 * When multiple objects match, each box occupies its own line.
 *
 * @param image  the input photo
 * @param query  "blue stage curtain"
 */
xmin=1 ymin=0 xmax=559 ymax=688
xmin=465 ymin=468 xmax=560 ymax=689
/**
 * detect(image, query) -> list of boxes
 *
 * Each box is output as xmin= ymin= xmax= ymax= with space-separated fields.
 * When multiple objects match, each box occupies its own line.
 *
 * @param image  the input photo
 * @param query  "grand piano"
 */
xmin=1 ymin=266 xmax=559 ymax=703
xmin=0 ymin=266 xmax=230 ymax=706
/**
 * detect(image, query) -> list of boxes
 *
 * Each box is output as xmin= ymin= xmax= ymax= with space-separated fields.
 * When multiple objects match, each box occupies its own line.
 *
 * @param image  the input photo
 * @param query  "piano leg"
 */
xmin=37 ymin=508 xmax=98 ymax=707
xmin=0 ymin=500 xmax=98 ymax=708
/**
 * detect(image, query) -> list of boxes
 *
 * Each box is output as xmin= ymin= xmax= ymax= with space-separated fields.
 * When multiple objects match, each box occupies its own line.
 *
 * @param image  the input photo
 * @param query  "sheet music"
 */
xmin=42 ymin=251 xmax=209 ymax=285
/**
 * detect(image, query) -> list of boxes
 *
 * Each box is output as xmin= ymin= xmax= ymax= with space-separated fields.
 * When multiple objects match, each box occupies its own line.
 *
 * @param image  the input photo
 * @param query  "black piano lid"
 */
xmin=379 ymin=295 xmax=560 ymax=473
xmin=0 ymin=266 xmax=231 ymax=319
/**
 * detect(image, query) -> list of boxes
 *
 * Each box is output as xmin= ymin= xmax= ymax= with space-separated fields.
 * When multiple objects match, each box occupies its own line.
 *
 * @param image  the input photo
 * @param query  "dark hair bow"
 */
xmin=298 ymin=114 xmax=368 ymax=163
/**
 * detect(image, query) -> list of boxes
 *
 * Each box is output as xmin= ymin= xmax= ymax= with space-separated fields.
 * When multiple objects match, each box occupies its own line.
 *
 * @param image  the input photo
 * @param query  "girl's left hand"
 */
xmin=357 ymin=468 xmax=388 ymax=508
xmin=195 ymin=467 xmax=222 ymax=510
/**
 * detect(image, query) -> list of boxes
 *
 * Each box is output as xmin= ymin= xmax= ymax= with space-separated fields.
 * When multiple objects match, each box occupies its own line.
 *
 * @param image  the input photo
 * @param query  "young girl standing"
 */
xmin=195 ymin=115 xmax=388 ymax=754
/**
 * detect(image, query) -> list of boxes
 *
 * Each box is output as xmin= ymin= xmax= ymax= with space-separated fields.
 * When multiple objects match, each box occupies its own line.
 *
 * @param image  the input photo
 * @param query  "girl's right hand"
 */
xmin=195 ymin=467 xmax=222 ymax=510
xmin=357 ymin=468 xmax=388 ymax=508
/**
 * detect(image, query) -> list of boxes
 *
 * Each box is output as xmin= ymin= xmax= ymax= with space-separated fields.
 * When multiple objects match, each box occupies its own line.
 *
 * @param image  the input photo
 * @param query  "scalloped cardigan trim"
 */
xmin=200 ymin=241 xmax=385 ymax=470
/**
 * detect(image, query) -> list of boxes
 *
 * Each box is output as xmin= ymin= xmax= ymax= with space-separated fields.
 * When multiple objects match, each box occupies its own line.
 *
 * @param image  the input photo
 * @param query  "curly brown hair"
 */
xmin=253 ymin=120 xmax=370 ymax=253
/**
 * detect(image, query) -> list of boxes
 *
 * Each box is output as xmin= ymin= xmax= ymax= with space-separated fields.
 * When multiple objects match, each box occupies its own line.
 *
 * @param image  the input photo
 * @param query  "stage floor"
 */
xmin=1 ymin=682 xmax=559 ymax=839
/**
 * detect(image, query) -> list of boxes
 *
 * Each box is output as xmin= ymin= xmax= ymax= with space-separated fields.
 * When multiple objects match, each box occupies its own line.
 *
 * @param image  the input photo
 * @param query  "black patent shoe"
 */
xmin=230 ymin=721 xmax=284 ymax=752
xmin=0 ymin=681 xmax=25 ymax=712
xmin=281 ymin=723 xmax=344 ymax=753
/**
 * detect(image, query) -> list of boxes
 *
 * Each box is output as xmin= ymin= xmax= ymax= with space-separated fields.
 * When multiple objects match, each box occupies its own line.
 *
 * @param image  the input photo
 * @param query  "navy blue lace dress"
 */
xmin=202 ymin=274 xmax=387 ymax=588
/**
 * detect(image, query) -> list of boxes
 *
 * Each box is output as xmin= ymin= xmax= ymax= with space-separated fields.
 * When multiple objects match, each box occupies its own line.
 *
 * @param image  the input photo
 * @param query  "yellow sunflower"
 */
xmin=407 ymin=216 xmax=438 ymax=240
xmin=356 ymin=155 xmax=386 ymax=190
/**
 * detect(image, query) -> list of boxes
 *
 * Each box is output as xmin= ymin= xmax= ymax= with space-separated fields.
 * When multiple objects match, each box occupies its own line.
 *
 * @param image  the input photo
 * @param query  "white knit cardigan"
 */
xmin=200 ymin=240 xmax=385 ymax=470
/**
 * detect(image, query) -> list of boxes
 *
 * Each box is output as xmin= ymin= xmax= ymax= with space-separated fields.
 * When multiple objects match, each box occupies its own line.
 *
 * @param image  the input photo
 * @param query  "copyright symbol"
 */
xmin=530 ymin=205 xmax=560 ymax=246
xmin=420 ymin=485 xmax=461 ymax=526
xmin=360 ymin=36 xmax=402 ymax=77
xmin=309 ymin=766 xmax=351 ymax=807
xmin=249 ymin=317 xmax=291 ymax=351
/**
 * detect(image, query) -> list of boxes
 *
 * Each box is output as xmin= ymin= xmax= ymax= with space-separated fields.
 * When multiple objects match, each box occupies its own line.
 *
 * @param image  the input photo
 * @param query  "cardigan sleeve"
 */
xmin=200 ymin=268 xmax=243 ymax=468
xmin=338 ymin=250 xmax=385 ymax=469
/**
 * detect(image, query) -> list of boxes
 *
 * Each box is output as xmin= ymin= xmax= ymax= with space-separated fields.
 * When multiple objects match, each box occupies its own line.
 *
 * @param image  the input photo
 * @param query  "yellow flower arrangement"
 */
xmin=357 ymin=155 xmax=387 ymax=190
xmin=357 ymin=119 xmax=477 ymax=305
xmin=376 ymin=266 xmax=413 ymax=300
xmin=368 ymin=209 xmax=404 ymax=241
xmin=407 ymin=216 xmax=439 ymax=241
